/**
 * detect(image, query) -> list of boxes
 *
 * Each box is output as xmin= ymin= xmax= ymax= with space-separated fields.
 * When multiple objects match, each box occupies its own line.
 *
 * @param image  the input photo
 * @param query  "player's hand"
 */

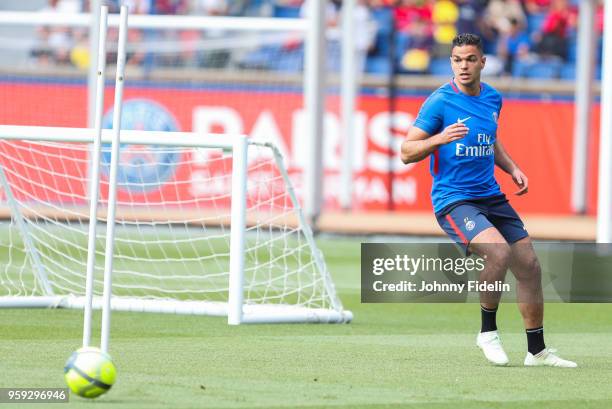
xmin=512 ymin=168 xmax=528 ymax=195
xmin=436 ymin=123 xmax=469 ymax=145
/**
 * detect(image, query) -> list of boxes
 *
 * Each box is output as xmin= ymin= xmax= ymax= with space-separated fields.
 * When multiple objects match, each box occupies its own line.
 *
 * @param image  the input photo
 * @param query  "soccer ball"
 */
xmin=64 ymin=347 xmax=117 ymax=399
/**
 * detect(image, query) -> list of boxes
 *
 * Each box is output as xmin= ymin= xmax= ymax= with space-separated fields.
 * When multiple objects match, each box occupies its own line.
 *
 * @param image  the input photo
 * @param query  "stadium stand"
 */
xmin=24 ymin=0 xmax=605 ymax=80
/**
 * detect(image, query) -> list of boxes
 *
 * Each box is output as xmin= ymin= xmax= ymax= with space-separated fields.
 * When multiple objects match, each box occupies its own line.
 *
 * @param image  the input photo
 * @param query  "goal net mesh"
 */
xmin=0 ymin=138 xmax=339 ymax=313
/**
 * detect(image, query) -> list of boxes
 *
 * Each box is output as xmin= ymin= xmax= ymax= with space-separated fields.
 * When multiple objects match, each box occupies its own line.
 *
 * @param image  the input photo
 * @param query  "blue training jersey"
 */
xmin=412 ymin=80 xmax=503 ymax=213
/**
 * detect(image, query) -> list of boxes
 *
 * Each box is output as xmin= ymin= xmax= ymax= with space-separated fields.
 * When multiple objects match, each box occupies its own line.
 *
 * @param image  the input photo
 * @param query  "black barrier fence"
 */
xmin=361 ymin=243 xmax=612 ymax=303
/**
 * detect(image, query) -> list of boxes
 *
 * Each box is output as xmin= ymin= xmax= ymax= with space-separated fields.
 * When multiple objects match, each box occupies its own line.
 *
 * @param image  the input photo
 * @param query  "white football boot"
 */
xmin=476 ymin=330 xmax=509 ymax=366
xmin=524 ymin=348 xmax=577 ymax=368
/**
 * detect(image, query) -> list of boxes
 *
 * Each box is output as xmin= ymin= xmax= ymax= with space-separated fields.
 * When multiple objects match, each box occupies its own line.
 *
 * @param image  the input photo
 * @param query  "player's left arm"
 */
xmin=494 ymin=139 xmax=528 ymax=195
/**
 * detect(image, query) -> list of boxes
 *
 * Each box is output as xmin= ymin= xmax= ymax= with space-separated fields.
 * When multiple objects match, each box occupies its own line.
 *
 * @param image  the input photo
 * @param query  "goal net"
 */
xmin=0 ymin=126 xmax=350 ymax=323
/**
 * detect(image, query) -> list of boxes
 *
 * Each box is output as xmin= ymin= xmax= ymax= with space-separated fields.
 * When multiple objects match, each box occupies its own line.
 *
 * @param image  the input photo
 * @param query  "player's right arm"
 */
xmin=400 ymin=123 xmax=469 ymax=164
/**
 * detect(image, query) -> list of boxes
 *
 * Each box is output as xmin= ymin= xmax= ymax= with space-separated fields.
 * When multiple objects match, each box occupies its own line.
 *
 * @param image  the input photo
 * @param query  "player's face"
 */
xmin=450 ymin=45 xmax=486 ymax=88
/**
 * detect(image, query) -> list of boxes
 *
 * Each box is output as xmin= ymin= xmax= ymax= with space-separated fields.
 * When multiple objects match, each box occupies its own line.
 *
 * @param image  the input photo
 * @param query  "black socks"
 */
xmin=480 ymin=305 xmax=546 ymax=355
xmin=526 ymin=327 xmax=546 ymax=355
xmin=480 ymin=305 xmax=498 ymax=333
xmin=481 ymin=305 xmax=546 ymax=355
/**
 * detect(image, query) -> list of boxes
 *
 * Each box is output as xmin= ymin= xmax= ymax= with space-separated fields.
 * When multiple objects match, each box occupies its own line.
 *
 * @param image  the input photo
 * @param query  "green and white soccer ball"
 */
xmin=64 ymin=347 xmax=117 ymax=399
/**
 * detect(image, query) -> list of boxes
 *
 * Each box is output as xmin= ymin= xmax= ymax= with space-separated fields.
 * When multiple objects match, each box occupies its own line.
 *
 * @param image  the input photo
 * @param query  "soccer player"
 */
xmin=400 ymin=33 xmax=576 ymax=367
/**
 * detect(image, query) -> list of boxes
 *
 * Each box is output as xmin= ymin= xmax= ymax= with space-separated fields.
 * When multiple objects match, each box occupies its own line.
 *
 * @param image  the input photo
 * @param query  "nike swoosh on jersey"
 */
xmin=457 ymin=116 xmax=471 ymax=123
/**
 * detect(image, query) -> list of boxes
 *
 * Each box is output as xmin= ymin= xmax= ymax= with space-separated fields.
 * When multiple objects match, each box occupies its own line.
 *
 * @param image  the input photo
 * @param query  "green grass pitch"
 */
xmin=1 ymin=237 xmax=612 ymax=408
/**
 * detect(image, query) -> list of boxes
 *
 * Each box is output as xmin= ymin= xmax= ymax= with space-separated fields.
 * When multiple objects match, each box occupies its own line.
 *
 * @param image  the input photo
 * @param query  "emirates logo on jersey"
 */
xmin=455 ymin=133 xmax=494 ymax=157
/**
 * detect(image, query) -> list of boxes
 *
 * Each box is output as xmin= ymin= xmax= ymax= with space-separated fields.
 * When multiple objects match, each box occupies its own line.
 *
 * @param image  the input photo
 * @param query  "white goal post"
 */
xmin=0 ymin=124 xmax=352 ymax=324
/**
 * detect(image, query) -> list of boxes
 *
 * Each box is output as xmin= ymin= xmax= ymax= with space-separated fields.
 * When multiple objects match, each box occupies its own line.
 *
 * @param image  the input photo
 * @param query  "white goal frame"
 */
xmin=0 ymin=124 xmax=353 ymax=325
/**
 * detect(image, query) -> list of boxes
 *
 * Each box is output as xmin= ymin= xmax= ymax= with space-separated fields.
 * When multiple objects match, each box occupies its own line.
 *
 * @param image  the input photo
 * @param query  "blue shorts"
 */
xmin=435 ymin=194 xmax=529 ymax=254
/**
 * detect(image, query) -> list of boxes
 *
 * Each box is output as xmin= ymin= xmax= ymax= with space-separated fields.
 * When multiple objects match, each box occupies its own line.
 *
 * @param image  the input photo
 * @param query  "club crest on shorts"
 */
xmin=102 ymin=99 xmax=181 ymax=194
xmin=464 ymin=217 xmax=476 ymax=231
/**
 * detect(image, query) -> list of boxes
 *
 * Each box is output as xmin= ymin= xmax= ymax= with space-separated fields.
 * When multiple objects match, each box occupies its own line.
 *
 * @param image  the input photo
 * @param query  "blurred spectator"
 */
xmin=523 ymin=0 xmax=552 ymax=16
xmin=147 ymin=1 xmax=189 ymax=68
xmin=481 ymin=0 xmax=525 ymax=53
xmin=354 ymin=0 xmax=377 ymax=73
xmin=533 ymin=0 xmax=576 ymax=60
xmin=454 ymin=0 xmax=487 ymax=35
xmin=189 ymin=0 xmax=231 ymax=68
xmin=231 ymin=0 xmax=270 ymax=16
xmin=368 ymin=0 xmax=393 ymax=8
xmin=483 ymin=0 xmax=526 ymax=35
xmin=431 ymin=0 xmax=458 ymax=46
xmin=392 ymin=1 xmax=434 ymax=73
xmin=398 ymin=16 xmax=434 ymax=73
xmin=301 ymin=0 xmax=341 ymax=70
xmin=46 ymin=0 xmax=80 ymax=12
xmin=394 ymin=0 xmax=432 ymax=32
xmin=190 ymin=0 xmax=228 ymax=16
xmin=595 ymin=0 xmax=604 ymax=34
xmin=69 ymin=27 xmax=91 ymax=69
xmin=241 ymin=0 xmax=375 ymax=73
xmin=32 ymin=0 xmax=81 ymax=66
xmin=300 ymin=0 xmax=338 ymax=25
xmin=153 ymin=0 xmax=190 ymax=15
xmin=112 ymin=1 xmax=151 ymax=68
xmin=82 ymin=1 xmax=119 ymax=12
xmin=96 ymin=1 xmax=121 ymax=12
xmin=497 ymin=17 xmax=531 ymax=75
xmin=273 ymin=0 xmax=303 ymax=18
xmin=123 ymin=0 xmax=152 ymax=14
